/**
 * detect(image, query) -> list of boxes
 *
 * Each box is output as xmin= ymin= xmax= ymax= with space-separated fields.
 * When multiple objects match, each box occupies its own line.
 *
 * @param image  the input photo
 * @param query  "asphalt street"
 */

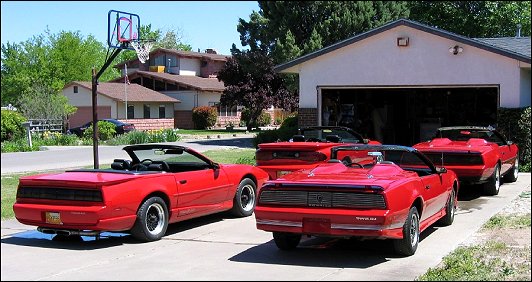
xmin=0 ymin=136 xmax=255 ymax=175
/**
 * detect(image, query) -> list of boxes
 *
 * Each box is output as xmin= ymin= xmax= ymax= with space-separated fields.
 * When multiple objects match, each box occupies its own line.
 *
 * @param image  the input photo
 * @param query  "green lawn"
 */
xmin=0 ymin=148 xmax=256 ymax=220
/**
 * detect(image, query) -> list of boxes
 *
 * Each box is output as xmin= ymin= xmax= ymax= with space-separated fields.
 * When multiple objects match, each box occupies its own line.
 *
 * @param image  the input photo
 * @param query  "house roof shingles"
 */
xmin=68 ymin=81 xmax=180 ymax=103
xmin=112 ymin=71 xmax=225 ymax=92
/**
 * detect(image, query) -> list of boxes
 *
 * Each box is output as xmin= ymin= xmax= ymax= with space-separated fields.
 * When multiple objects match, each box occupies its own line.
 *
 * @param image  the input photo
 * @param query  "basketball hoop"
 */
xmin=130 ymin=39 xmax=155 ymax=63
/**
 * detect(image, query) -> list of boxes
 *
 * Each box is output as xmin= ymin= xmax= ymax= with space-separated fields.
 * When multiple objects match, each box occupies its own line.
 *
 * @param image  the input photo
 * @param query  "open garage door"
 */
xmin=320 ymin=86 xmax=499 ymax=146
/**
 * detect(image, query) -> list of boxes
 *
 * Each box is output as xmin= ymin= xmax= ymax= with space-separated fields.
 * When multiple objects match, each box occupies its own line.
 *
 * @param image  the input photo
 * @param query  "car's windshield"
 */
xmin=132 ymin=148 xmax=208 ymax=165
xmin=301 ymin=128 xmax=361 ymax=143
xmin=434 ymin=129 xmax=501 ymax=143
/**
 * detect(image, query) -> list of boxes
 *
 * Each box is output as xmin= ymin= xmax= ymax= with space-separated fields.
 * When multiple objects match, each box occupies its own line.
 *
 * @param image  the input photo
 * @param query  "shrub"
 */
xmin=241 ymin=108 xmax=273 ymax=128
xmin=82 ymin=121 xmax=116 ymax=141
xmin=280 ymin=112 xmax=298 ymax=129
xmin=192 ymin=106 xmax=218 ymax=129
xmin=252 ymin=124 xmax=298 ymax=148
xmin=497 ymin=107 xmax=531 ymax=172
xmin=258 ymin=111 xmax=272 ymax=126
xmin=1 ymin=109 xmax=27 ymax=141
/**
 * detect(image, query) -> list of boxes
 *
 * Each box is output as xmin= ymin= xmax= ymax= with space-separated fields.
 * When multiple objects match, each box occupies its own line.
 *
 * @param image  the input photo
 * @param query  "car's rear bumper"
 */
xmin=13 ymin=202 xmax=136 ymax=232
xmin=443 ymin=165 xmax=493 ymax=184
xmin=254 ymin=206 xmax=403 ymax=239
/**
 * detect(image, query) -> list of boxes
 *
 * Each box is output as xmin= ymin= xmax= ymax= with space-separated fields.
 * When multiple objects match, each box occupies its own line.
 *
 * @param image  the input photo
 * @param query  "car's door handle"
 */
xmin=179 ymin=180 xmax=187 ymax=184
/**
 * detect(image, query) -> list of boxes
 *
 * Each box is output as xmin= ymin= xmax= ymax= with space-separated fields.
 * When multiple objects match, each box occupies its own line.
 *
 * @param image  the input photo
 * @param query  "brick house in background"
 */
xmin=62 ymin=81 xmax=180 ymax=130
xmin=112 ymin=48 xmax=243 ymax=129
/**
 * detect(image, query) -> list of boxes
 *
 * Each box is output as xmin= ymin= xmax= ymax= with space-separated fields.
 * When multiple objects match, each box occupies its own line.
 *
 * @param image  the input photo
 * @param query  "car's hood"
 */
xmin=272 ymin=162 xmax=411 ymax=189
xmin=414 ymin=138 xmax=495 ymax=153
xmin=19 ymin=170 xmax=153 ymax=186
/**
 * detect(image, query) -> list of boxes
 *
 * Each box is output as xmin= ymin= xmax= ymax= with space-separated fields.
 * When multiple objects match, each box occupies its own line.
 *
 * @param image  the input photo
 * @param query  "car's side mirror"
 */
xmin=435 ymin=167 xmax=447 ymax=174
xmin=211 ymin=162 xmax=220 ymax=170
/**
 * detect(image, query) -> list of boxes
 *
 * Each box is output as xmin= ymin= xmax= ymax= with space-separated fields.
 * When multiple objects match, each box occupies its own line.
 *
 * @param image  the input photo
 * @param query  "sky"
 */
xmin=1 ymin=1 xmax=260 ymax=55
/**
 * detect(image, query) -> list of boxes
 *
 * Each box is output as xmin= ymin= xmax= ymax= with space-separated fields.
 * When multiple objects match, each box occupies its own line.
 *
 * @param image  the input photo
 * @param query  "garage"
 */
xmin=275 ymin=19 xmax=530 ymax=146
xmin=320 ymin=86 xmax=498 ymax=145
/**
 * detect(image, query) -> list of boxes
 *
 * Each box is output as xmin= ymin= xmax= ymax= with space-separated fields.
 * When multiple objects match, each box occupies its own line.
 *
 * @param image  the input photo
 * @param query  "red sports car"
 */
xmin=13 ymin=144 xmax=269 ymax=242
xmin=256 ymin=126 xmax=380 ymax=179
xmin=255 ymin=145 xmax=459 ymax=256
xmin=413 ymin=126 xmax=519 ymax=196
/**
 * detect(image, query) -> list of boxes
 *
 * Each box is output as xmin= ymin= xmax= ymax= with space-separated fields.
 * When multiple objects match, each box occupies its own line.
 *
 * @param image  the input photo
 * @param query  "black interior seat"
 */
xmin=292 ymin=135 xmax=305 ymax=142
xmin=326 ymin=135 xmax=342 ymax=143
xmin=111 ymin=159 xmax=132 ymax=170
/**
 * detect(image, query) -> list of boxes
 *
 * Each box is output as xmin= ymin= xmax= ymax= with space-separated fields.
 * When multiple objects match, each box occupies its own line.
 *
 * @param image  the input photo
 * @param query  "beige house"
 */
xmin=62 ymin=81 xmax=180 ymax=130
xmin=275 ymin=18 xmax=531 ymax=145
xmin=112 ymin=48 xmax=242 ymax=129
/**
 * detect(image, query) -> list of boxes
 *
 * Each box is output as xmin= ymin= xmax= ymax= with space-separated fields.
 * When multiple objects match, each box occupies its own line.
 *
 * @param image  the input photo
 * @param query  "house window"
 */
xmin=127 ymin=105 xmax=134 ymax=119
xmin=159 ymin=105 xmax=165 ymax=118
xmin=209 ymin=102 xmax=238 ymax=117
xmin=73 ymin=86 xmax=78 ymax=93
xmin=143 ymin=104 xmax=150 ymax=118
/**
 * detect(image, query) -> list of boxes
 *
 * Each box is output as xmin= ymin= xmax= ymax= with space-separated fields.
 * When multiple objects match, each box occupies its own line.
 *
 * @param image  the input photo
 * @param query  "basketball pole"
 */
xmin=91 ymin=47 xmax=123 ymax=169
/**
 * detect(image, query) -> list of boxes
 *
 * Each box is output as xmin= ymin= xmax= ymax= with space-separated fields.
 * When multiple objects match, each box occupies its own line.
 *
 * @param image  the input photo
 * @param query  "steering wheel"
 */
xmin=306 ymin=138 xmax=321 ymax=142
xmin=132 ymin=159 xmax=153 ymax=171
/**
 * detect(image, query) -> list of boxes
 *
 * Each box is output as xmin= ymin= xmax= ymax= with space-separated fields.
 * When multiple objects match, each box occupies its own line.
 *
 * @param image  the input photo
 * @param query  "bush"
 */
xmin=82 ymin=121 xmax=116 ymax=141
xmin=192 ymin=106 xmax=218 ymax=129
xmin=1 ymin=110 xmax=27 ymax=141
xmin=497 ymin=107 xmax=531 ymax=172
xmin=280 ymin=112 xmax=298 ymax=129
xmin=252 ymin=124 xmax=298 ymax=148
xmin=241 ymin=108 xmax=272 ymax=128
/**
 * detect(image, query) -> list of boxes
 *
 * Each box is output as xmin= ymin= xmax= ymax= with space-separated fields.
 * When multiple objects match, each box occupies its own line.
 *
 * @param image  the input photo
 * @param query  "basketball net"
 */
xmin=130 ymin=39 xmax=154 ymax=63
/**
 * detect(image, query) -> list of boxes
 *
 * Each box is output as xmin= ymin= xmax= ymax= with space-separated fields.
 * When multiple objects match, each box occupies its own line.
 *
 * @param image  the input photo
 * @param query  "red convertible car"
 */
xmin=13 ymin=144 xmax=269 ymax=242
xmin=256 ymin=126 xmax=380 ymax=179
xmin=255 ymin=145 xmax=459 ymax=256
xmin=413 ymin=126 xmax=519 ymax=196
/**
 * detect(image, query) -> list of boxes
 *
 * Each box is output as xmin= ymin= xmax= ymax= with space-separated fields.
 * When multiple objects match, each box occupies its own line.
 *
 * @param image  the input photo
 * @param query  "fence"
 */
xmin=27 ymin=119 xmax=65 ymax=133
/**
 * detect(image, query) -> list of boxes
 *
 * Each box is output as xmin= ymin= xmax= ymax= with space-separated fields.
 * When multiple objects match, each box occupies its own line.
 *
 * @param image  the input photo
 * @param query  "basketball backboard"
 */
xmin=107 ymin=10 xmax=140 ymax=50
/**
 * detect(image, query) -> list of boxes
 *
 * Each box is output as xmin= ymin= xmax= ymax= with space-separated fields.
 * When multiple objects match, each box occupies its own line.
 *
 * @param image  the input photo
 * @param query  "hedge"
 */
xmin=497 ymin=107 xmax=531 ymax=172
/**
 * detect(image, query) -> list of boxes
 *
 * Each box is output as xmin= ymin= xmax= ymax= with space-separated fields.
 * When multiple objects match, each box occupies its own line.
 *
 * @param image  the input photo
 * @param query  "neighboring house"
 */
xmin=113 ymin=48 xmax=243 ymax=129
xmin=62 ymin=81 xmax=180 ymax=130
xmin=275 ymin=18 xmax=531 ymax=145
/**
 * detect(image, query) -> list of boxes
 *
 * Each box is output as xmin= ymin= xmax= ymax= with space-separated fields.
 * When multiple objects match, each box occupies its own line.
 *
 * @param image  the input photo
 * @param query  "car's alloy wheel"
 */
xmin=504 ymin=156 xmax=519 ymax=183
xmin=230 ymin=178 xmax=256 ymax=217
xmin=393 ymin=206 xmax=419 ymax=256
xmin=131 ymin=197 xmax=168 ymax=242
xmin=484 ymin=164 xmax=501 ymax=196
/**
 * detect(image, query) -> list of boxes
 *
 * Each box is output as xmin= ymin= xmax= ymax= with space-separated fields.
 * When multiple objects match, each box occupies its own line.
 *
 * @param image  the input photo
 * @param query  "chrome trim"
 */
xmin=256 ymin=219 xmax=302 ymax=227
xmin=331 ymin=222 xmax=403 ymax=230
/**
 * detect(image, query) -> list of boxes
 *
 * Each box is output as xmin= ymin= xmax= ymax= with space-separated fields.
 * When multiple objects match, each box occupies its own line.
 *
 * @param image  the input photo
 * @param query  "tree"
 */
xmin=18 ymin=82 xmax=76 ymax=120
xmin=238 ymin=1 xmax=410 ymax=61
xmin=407 ymin=1 xmax=531 ymax=38
xmin=1 ymin=29 xmax=118 ymax=107
xmin=217 ymin=50 xmax=298 ymax=131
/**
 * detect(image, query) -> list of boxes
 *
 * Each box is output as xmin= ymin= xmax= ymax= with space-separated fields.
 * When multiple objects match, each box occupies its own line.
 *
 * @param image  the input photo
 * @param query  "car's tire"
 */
xmin=230 ymin=178 xmax=256 ymax=217
xmin=393 ymin=206 xmax=420 ymax=256
xmin=504 ymin=156 xmax=519 ymax=183
xmin=273 ymin=232 xmax=301 ymax=250
xmin=437 ymin=188 xmax=456 ymax=226
xmin=130 ymin=196 xmax=168 ymax=242
xmin=484 ymin=164 xmax=501 ymax=196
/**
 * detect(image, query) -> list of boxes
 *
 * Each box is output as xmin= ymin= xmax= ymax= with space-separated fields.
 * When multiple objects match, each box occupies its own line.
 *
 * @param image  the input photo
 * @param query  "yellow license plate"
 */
xmin=45 ymin=212 xmax=62 ymax=225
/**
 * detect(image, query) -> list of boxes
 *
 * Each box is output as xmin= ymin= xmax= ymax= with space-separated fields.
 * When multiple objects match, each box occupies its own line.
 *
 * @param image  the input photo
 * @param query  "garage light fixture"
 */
xmin=449 ymin=45 xmax=463 ymax=55
xmin=397 ymin=37 xmax=409 ymax=47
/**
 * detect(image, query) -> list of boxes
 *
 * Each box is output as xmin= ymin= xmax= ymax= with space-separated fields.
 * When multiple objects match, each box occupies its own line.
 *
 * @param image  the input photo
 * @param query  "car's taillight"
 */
xmin=256 ymin=150 xmax=326 ymax=163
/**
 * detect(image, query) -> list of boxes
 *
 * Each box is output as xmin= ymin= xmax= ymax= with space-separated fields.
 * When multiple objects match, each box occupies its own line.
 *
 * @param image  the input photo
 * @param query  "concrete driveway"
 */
xmin=1 ymin=173 xmax=529 ymax=280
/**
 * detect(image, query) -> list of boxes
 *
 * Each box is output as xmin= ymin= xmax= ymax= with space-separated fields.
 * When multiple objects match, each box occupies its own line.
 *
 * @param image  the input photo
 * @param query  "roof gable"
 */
xmin=275 ymin=18 xmax=531 ymax=72
xmin=64 ymin=81 xmax=180 ymax=103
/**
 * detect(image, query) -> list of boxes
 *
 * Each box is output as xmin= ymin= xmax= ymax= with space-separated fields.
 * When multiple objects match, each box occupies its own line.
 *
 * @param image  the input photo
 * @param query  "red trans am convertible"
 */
xmin=254 ymin=145 xmax=459 ymax=256
xmin=413 ymin=126 xmax=519 ymax=196
xmin=13 ymin=144 xmax=269 ymax=242
xmin=256 ymin=126 xmax=380 ymax=179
